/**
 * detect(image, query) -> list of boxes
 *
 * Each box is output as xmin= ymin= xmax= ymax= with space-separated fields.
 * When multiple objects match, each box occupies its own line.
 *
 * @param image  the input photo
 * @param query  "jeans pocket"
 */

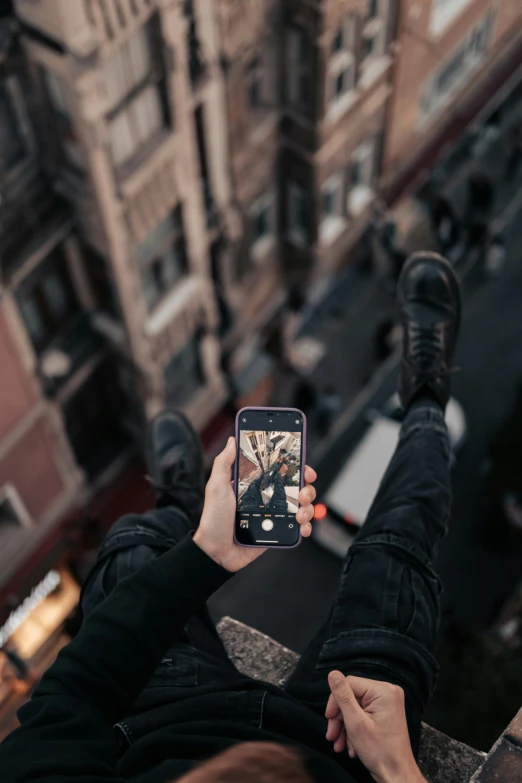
xmin=146 ymin=653 xmax=199 ymax=688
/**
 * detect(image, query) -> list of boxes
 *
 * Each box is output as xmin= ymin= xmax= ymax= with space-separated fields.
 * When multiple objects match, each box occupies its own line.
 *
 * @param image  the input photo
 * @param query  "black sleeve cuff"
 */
xmin=150 ymin=534 xmax=232 ymax=605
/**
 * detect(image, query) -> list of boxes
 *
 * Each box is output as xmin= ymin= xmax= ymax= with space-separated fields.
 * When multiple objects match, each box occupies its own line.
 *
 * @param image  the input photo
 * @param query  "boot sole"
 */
xmin=145 ymin=409 xmax=205 ymax=491
xmin=397 ymin=251 xmax=462 ymax=333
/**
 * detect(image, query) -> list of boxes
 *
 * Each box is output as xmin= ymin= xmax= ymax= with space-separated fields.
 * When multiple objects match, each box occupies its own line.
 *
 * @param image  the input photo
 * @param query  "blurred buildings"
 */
xmin=0 ymin=0 xmax=522 ymax=696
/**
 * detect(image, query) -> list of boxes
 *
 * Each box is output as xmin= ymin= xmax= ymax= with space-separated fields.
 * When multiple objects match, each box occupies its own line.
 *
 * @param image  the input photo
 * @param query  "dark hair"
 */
xmin=175 ymin=742 xmax=313 ymax=783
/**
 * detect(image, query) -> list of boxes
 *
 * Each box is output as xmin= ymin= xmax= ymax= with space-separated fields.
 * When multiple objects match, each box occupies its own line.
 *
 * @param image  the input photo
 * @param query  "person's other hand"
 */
xmin=193 ymin=437 xmax=317 ymax=572
xmin=325 ymin=673 xmax=427 ymax=783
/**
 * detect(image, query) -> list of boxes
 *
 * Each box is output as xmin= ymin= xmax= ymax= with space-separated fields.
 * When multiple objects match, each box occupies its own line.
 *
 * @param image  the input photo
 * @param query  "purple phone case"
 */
xmin=233 ymin=406 xmax=307 ymax=549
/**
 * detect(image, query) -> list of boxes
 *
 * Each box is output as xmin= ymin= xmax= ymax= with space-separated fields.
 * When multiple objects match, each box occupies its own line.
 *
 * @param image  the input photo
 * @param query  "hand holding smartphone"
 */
xmin=234 ymin=407 xmax=306 ymax=548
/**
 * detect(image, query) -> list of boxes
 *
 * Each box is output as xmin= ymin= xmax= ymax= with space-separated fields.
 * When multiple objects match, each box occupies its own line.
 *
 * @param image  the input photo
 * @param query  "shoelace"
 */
xmin=407 ymin=323 xmax=445 ymax=371
xmin=405 ymin=323 xmax=460 ymax=378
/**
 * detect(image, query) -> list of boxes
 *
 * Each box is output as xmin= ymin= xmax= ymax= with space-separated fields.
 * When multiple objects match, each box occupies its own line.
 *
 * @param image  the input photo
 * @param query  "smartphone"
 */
xmin=234 ymin=407 xmax=306 ymax=548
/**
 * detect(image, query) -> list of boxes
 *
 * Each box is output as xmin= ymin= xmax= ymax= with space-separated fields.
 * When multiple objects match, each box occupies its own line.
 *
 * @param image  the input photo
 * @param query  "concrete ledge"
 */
xmin=217 ymin=616 xmax=486 ymax=783
xmin=471 ymin=707 xmax=522 ymax=783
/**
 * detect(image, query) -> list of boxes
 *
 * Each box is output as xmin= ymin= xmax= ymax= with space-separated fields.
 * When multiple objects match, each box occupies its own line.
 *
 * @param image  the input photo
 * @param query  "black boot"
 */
xmin=397 ymin=251 xmax=461 ymax=411
xmin=145 ymin=409 xmax=205 ymax=526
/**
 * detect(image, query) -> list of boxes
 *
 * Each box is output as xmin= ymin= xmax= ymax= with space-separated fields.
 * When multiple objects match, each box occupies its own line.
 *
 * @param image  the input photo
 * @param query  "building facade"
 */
xmin=0 ymin=15 xmax=84 ymax=592
xmin=383 ymin=0 xmax=522 ymax=193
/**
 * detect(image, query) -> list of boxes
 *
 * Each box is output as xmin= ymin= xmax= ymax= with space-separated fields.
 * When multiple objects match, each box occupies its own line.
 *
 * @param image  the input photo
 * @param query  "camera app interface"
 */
xmin=238 ymin=430 xmax=302 ymax=527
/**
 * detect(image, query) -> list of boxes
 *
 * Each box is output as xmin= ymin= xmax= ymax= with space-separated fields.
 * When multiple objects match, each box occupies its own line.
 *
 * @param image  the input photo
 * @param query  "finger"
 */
xmin=304 ymin=465 xmax=317 ymax=483
xmin=325 ymin=717 xmax=343 ymax=742
xmin=298 ymin=484 xmax=316 ymax=504
xmin=210 ymin=437 xmax=236 ymax=482
xmin=333 ymin=729 xmax=347 ymax=754
xmin=348 ymin=742 xmax=357 ymax=759
xmin=328 ymin=672 xmax=367 ymax=730
xmin=325 ymin=692 xmax=341 ymax=719
xmin=300 ymin=523 xmax=312 ymax=538
xmin=296 ymin=505 xmax=314 ymax=526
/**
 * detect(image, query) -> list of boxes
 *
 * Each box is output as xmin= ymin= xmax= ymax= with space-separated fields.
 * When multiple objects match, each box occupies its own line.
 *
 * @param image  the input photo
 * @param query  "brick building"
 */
xmin=383 ymin=0 xmax=522 ymax=195
xmin=0 ymin=0 xmax=520 ymax=537
xmin=1 ymin=0 xmax=522 ymax=700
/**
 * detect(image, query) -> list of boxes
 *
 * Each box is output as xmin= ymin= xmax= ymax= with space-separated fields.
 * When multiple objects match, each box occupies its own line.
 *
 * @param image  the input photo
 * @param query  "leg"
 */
xmin=286 ymin=400 xmax=450 ymax=754
xmin=80 ymin=412 xmax=236 ymax=683
xmin=239 ymin=477 xmax=264 ymax=513
xmin=269 ymin=472 xmax=289 ymax=514
xmin=287 ymin=252 xmax=461 ymax=756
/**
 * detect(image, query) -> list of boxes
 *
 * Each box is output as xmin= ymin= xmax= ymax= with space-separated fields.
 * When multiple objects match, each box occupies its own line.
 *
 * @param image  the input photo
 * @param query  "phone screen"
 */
xmin=235 ymin=408 xmax=305 ymax=547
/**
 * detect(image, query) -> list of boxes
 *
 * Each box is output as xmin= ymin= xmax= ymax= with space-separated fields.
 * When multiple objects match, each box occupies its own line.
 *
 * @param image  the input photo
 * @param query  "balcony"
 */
xmin=0 ymin=171 xmax=72 ymax=284
xmin=38 ymin=312 xmax=105 ymax=397
xmin=14 ymin=0 xmax=156 ymax=54
xmin=122 ymin=136 xmax=179 ymax=244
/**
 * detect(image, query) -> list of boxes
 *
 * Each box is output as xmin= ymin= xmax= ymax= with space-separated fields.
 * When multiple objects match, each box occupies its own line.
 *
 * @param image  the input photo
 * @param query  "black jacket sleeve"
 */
xmin=0 ymin=535 xmax=231 ymax=782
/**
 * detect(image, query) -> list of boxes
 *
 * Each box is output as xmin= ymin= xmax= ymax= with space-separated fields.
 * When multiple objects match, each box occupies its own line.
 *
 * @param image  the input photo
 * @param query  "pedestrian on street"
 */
xmin=484 ymin=233 xmax=506 ymax=278
xmin=464 ymin=173 xmax=495 ymax=256
xmin=293 ymin=376 xmax=317 ymax=416
xmin=505 ymin=121 xmax=522 ymax=182
xmin=374 ymin=317 xmax=402 ymax=362
xmin=316 ymin=385 xmax=342 ymax=437
xmin=0 ymin=251 xmax=460 ymax=783
xmin=431 ymin=195 xmax=460 ymax=255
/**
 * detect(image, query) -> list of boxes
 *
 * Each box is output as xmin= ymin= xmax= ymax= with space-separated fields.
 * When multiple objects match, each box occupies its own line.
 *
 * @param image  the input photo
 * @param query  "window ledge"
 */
xmin=326 ymin=89 xmax=358 ymax=124
xmin=429 ymin=0 xmax=474 ymax=38
xmin=114 ymin=127 xmax=173 ymax=187
xmin=145 ymin=276 xmax=200 ymax=337
xmin=348 ymin=185 xmax=375 ymax=217
xmin=251 ymin=234 xmax=276 ymax=262
xmin=319 ymin=216 xmax=347 ymax=245
xmin=359 ymin=54 xmax=391 ymax=91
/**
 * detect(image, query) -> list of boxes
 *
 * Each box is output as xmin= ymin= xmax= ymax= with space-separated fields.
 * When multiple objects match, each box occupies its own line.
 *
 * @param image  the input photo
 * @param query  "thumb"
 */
xmin=210 ymin=437 xmax=236 ymax=481
xmin=328 ymin=671 xmax=366 ymax=728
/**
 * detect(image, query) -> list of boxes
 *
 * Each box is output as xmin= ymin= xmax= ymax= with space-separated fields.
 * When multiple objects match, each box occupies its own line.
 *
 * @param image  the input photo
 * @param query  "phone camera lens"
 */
xmin=295 ymin=418 xmax=300 ymax=424
xmin=269 ymin=419 xmax=273 ymax=423
xmin=241 ymin=417 xmax=247 ymax=423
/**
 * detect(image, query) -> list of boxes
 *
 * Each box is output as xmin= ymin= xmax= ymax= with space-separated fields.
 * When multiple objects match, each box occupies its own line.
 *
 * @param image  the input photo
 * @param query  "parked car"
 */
xmin=312 ymin=395 xmax=467 ymax=558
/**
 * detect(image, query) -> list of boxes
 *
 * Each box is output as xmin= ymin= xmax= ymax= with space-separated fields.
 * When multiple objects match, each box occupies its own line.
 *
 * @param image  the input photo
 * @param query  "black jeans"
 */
xmin=80 ymin=402 xmax=450 ymax=759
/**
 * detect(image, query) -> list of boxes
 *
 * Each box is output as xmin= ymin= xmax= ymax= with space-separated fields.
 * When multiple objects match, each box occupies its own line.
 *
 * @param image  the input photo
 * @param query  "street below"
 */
xmin=210 ymin=186 xmax=522 ymax=659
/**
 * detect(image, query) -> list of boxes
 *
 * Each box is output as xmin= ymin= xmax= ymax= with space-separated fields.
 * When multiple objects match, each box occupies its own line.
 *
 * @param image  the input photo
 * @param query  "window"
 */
xmin=0 ymin=485 xmax=32 ymax=530
xmin=321 ymin=174 xmax=343 ymax=218
xmin=287 ymin=28 xmax=313 ymax=109
xmin=331 ymin=28 xmax=344 ymax=55
xmin=327 ymin=17 xmax=356 ymax=108
xmin=246 ymin=56 xmax=263 ymax=108
xmin=42 ymin=69 xmax=85 ymax=170
xmin=367 ymin=0 xmax=379 ymax=20
xmin=137 ymin=207 xmax=187 ymax=312
xmin=421 ymin=10 xmax=495 ymax=123
xmin=0 ymin=82 xmax=26 ymax=173
xmin=104 ymin=19 xmax=168 ymax=167
xmin=17 ymin=250 xmax=78 ymax=353
xmin=361 ymin=18 xmax=385 ymax=63
xmin=347 ymin=138 xmax=376 ymax=215
xmin=332 ymin=61 xmax=355 ymax=100
xmin=164 ymin=336 xmax=204 ymax=406
xmin=251 ymin=192 xmax=274 ymax=243
xmin=360 ymin=0 xmax=389 ymax=68
xmin=287 ymin=183 xmax=309 ymax=245
xmin=83 ymin=245 xmax=120 ymax=318
xmin=109 ymin=86 xmax=164 ymax=167
xmin=320 ymin=174 xmax=346 ymax=244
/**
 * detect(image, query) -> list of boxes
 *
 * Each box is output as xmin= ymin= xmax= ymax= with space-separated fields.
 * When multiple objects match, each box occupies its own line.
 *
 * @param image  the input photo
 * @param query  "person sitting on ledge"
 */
xmin=0 ymin=250 xmax=460 ymax=782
